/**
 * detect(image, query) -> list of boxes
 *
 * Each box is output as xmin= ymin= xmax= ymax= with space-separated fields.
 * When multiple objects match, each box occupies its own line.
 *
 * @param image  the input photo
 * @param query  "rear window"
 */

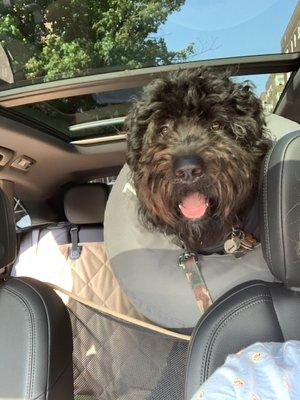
xmin=14 ymin=197 xmax=31 ymax=229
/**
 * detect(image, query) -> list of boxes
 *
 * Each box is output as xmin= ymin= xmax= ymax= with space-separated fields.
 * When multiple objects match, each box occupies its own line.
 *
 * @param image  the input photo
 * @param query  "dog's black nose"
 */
xmin=173 ymin=155 xmax=203 ymax=182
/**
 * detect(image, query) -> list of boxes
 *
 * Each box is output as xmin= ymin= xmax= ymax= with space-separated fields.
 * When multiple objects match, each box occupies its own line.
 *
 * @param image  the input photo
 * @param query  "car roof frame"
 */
xmin=0 ymin=53 xmax=299 ymax=108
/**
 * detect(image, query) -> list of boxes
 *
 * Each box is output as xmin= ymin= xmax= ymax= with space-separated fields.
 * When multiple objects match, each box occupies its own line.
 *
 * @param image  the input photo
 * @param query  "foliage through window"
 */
xmin=0 ymin=0 xmax=298 ymax=133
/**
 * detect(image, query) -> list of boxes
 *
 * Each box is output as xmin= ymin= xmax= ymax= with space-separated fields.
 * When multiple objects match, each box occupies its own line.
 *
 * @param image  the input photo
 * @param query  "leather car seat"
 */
xmin=0 ymin=187 xmax=74 ymax=399
xmin=185 ymin=130 xmax=300 ymax=399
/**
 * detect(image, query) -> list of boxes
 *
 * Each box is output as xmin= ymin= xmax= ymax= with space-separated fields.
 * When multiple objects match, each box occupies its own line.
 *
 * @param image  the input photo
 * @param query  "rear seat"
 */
xmin=12 ymin=183 xmax=148 ymax=320
xmin=15 ymin=183 xmax=107 ymax=256
xmin=64 ymin=183 xmax=107 ymax=242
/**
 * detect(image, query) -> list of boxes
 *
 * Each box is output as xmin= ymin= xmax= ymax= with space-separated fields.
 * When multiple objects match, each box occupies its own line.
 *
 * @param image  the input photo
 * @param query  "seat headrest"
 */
xmin=0 ymin=188 xmax=16 ymax=268
xmin=64 ymin=183 xmax=108 ymax=225
xmin=260 ymin=130 xmax=300 ymax=287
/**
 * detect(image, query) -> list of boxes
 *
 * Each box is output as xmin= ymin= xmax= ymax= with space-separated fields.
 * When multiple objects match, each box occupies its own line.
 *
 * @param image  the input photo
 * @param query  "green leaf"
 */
xmin=0 ymin=0 xmax=195 ymax=82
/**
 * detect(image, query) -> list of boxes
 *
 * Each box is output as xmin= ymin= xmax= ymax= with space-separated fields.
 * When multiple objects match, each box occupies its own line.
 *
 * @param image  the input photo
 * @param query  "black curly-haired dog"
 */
xmin=126 ymin=67 xmax=271 ymax=251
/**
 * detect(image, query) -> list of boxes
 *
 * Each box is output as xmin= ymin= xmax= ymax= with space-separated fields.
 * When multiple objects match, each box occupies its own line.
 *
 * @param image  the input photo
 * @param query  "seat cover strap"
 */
xmin=69 ymin=225 xmax=82 ymax=260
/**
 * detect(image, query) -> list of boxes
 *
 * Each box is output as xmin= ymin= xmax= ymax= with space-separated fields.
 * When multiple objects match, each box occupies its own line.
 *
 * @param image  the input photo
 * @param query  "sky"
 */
xmin=157 ymin=0 xmax=299 ymax=95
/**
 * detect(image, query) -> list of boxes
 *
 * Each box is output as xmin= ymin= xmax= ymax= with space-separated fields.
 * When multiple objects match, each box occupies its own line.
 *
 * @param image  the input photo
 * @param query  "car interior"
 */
xmin=1 ymin=1 xmax=300 ymax=399
xmin=0 ymin=188 xmax=73 ymax=399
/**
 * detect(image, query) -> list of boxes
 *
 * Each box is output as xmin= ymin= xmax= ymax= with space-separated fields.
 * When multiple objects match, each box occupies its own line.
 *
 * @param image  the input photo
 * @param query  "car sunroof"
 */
xmin=4 ymin=70 xmax=291 ymax=143
xmin=10 ymin=87 xmax=142 ymax=141
xmin=0 ymin=0 xmax=299 ymax=142
xmin=0 ymin=0 xmax=298 ymax=91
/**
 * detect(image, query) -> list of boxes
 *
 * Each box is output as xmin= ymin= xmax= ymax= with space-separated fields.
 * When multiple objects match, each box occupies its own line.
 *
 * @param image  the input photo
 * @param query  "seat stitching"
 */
xmin=263 ymin=135 xmax=298 ymax=274
xmin=3 ymin=286 xmax=35 ymax=398
xmin=263 ymin=146 xmax=274 ymax=268
xmin=204 ymin=298 xmax=272 ymax=382
xmin=199 ymin=294 xmax=271 ymax=382
xmin=70 ymin=244 xmax=145 ymax=317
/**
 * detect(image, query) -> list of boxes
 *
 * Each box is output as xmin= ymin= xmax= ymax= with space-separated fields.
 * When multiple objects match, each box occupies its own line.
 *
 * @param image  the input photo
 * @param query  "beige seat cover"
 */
xmin=60 ymin=242 xmax=149 ymax=321
xmin=13 ymin=233 xmax=148 ymax=321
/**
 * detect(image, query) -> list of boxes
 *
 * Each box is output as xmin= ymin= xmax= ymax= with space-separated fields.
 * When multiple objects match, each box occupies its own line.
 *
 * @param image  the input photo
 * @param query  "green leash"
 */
xmin=178 ymin=251 xmax=212 ymax=315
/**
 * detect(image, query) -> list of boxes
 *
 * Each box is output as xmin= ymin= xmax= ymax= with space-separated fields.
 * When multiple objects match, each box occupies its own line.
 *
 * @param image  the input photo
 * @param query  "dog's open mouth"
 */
xmin=179 ymin=192 xmax=208 ymax=220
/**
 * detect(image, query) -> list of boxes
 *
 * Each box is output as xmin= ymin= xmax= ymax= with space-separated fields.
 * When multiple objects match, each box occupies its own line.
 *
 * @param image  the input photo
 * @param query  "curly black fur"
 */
xmin=126 ymin=67 xmax=271 ymax=251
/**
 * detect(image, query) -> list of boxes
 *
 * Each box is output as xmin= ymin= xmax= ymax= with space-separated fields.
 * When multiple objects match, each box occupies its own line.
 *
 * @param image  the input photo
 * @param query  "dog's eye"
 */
xmin=160 ymin=126 xmax=169 ymax=137
xmin=210 ymin=122 xmax=221 ymax=131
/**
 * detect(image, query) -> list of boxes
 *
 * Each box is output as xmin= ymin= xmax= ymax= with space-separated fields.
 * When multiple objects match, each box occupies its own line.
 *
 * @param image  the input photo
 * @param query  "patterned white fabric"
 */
xmin=192 ymin=341 xmax=300 ymax=400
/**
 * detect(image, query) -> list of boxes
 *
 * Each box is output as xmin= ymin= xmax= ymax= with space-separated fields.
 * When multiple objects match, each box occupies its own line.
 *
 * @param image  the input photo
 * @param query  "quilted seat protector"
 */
xmin=13 ymin=234 xmax=148 ymax=320
xmin=13 ymin=237 xmax=189 ymax=399
xmin=60 ymin=242 xmax=149 ymax=320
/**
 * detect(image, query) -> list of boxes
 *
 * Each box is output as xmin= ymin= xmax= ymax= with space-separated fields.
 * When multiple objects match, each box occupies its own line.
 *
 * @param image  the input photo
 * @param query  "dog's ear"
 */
xmin=126 ymin=76 xmax=176 ymax=171
xmin=125 ymin=101 xmax=147 ymax=171
xmin=230 ymin=82 xmax=263 ymax=122
xmin=126 ymin=84 xmax=166 ymax=170
xmin=229 ymin=81 xmax=271 ymax=157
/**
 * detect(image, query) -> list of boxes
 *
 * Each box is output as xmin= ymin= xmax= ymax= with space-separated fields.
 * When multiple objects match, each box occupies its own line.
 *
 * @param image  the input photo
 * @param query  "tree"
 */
xmin=0 ymin=0 xmax=194 ymax=82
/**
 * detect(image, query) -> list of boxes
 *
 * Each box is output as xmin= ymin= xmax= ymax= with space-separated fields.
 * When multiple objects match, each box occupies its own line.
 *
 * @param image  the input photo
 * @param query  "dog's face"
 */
xmin=126 ymin=68 xmax=271 ymax=250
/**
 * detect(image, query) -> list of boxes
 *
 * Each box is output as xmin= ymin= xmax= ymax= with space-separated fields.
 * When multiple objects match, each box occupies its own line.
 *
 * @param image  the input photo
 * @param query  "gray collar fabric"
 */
xmin=104 ymin=164 xmax=274 ymax=328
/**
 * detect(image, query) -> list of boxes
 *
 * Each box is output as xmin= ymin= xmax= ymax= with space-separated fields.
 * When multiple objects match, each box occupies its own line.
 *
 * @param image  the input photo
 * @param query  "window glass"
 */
xmin=0 ymin=0 xmax=298 ymax=89
xmin=8 ymin=72 xmax=290 ymax=141
xmin=14 ymin=198 xmax=31 ymax=228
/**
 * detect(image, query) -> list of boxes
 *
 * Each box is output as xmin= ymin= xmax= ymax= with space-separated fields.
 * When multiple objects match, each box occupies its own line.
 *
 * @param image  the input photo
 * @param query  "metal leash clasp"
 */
xmin=178 ymin=251 xmax=198 ymax=270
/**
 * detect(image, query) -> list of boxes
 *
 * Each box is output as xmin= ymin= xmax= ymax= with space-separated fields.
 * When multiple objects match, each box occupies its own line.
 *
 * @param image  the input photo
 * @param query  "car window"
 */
xmin=14 ymin=197 xmax=31 ymax=229
xmin=0 ymin=0 xmax=299 ymax=141
xmin=0 ymin=0 xmax=298 ymax=87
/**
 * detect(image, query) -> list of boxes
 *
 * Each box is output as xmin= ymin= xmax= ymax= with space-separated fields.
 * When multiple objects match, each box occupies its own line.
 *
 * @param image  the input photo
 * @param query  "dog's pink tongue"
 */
xmin=179 ymin=193 xmax=207 ymax=219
